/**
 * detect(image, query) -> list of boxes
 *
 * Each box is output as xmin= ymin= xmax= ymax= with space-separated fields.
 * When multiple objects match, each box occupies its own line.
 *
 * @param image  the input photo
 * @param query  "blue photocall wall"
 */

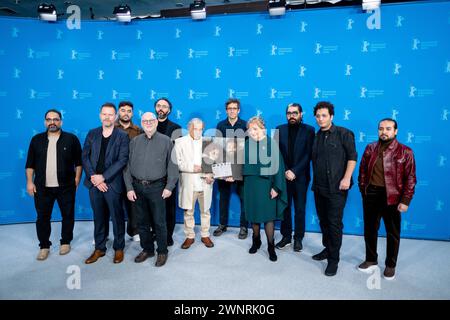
xmin=0 ymin=0 xmax=449 ymax=240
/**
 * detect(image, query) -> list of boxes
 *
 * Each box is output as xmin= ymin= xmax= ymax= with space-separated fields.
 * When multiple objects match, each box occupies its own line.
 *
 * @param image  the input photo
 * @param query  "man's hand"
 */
xmin=270 ymin=188 xmax=278 ymax=199
xmin=285 ymin=170 xmax=296 ymax=181
xmin=398 ymin=203 xmax=409 ymax=213
xmin=26 ymin=181 xmax=36 ymax=197
xmin=339 ymin=177 xmax=351 ymax=190
xmin=162 ymin=189 xmax=172 ymax=199
xmin=193 ymin=165 xmax=202 ymax=173
xmin=96 ymin=182 xmax=108 ymax=192
xmin=225 ymin=177 xmax=235 ymax=183
xmin=91 ymin=174 xmax=105 ymax=186
xmin=205 ymin=176 xmax=214 ymax=185
xmin=127 ymin=190 xmax=137 ymax=202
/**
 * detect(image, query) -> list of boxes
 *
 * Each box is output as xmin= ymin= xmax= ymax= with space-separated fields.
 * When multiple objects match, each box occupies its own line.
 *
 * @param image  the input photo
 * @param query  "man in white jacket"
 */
xmin=174 ymin=118 xmax=215 ymax=249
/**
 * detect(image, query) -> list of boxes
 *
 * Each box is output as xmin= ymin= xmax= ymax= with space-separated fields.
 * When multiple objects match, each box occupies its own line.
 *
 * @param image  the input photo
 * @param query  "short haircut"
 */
xmin=225 ymin=98 xmax=240 ymax=110
xmin=378 ymin=118 xmax=398 ymax=130
xmin=101 ymin=102 xmax=116 ymax=113
xmin=286 ymin=102 xmax=303 ymax=114
xmin=118 ymin=101 xmax=134 ymax=109
xmin=247 ymin=116 xmax=266 ymax=129
xmin=44 ymin=109 xmax=62 ymax=119
xmin=188 ymin=118 xmax=204 ymax=129
xmin=154 ymin=97 xmax=172 ymax=111
xmin=313 ymin=101 xmax=334 ymax=116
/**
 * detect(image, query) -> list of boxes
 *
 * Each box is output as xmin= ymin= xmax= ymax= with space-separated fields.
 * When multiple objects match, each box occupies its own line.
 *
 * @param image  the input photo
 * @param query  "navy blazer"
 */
xmin=275 ymin=122 xmax=315 ymax=183
xmin=82 ymin=127 xmax=129 ymax=194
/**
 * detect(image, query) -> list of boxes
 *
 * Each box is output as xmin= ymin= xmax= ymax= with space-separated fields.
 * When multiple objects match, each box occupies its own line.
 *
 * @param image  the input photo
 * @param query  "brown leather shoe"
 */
xmin=155 ymin=253 xmax=168 ymax=267
xmin=134 ymin=250 xmax=154 ymax=263
xmin=85 ymin=249 xmax=106 ymax=264
xmin=181 ymin=238 xmax=195 ymax=249
xmin=113 ymin=250 xmax=124 ymax=264
xmin=201 ymin=237 xmax=214 ymax=248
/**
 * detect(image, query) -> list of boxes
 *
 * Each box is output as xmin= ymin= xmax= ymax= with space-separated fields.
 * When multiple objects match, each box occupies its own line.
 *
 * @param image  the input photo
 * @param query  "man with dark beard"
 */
xmin=115 ymin=101 xmax=142 ymax=242
xmin=357 ymin=118 xmax=416 ymax=280
xmin=25 ymin=109 xmax=82 ymax=260
xmin=154 ymin=98 xmax=181 ymax=246
xmin=274 ymin=103 xmax=315 ymax=252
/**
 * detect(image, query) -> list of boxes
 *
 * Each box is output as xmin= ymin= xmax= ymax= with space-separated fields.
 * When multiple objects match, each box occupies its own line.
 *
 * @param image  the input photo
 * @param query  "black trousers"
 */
xmin=280 ymin=179 xmax=309 ymax=240
xmin=314 ymin=188 xmax=348 ymax=265
xmin=89 ymin=187 xmax=125 ymax=252
xmin=134 ymin=180 xmax=168 ymax=255
xmin=148 ymin=185 xmax=177 ymax=241
xmin=217 ymin=179 xmax=247 ymax=227
xmin=125 ymin=198 xmax=138 ymax=237
xmin=34 ymin=185 xmax=76 ymax=249
xmin=363 ymin=185 xmax=402 ymax=268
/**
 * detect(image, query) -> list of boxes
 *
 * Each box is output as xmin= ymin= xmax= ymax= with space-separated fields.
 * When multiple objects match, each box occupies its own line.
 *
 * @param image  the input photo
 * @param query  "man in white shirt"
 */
xmin=174 ymin=118 xmax=215 ymax=249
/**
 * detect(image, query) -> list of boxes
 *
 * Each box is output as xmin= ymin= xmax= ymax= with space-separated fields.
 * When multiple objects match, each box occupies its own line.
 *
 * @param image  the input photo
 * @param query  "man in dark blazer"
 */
xmin=82 ymin=102 xmax=129 ymax=264
xmin=154 ymin=98 xmax=182 ymax=246
xmin=275 ymin=103 xmax=315 ymax=252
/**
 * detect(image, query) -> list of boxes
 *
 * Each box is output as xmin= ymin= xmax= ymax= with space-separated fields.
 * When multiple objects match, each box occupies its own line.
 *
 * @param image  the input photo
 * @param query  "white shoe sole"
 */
xmin=276 ymin=243 xmax=291 ymax=250
xmin=358 ymin=264 xmax=378 ymax=273
xmin=383 ymin=275 xmax=396 ymax=281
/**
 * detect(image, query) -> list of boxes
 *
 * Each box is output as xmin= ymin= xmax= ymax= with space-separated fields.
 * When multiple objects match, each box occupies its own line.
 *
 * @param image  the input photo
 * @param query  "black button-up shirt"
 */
xmin=216 ymin=117 xmax=247 ymax=138
xmin=312 ymin=124 xmax=357 ymax=193
xmin=25 ymin=131 xmax=82 ymax=188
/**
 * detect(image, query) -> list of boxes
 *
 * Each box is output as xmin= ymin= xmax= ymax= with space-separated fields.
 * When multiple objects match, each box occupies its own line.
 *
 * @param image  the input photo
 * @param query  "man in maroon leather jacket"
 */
xmin=357 ymin=118 xmax=416 ymax=280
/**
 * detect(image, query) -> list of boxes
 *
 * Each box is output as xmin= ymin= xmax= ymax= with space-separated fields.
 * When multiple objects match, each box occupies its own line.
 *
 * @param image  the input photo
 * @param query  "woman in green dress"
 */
xmin=243 ymin=116 xmax=288 ymax=262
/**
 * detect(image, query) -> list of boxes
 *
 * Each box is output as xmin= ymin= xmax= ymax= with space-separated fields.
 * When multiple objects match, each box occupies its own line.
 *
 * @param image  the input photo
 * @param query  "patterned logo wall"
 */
xmin=0 ymin=1 xmax=449 ymax=240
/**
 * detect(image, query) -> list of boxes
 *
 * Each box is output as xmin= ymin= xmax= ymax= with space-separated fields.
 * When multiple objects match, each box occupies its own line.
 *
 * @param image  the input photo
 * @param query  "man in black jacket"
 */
xmin=154 ymin=98 xmax=182 ymax=246
xmin=25 ymin=109 xmax=82 ymax=261
xmin=311 ymin=101 xmax=357 ymax=277
xmin=275 ymin=103 xmax=315 ymax=252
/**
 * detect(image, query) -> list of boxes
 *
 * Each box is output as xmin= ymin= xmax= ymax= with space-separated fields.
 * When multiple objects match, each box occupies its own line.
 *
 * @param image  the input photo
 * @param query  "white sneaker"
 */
xmin=132 ymin=234 xmax=140 ymax=242
xmin=37 ymin=248 xmax=50 ymax=261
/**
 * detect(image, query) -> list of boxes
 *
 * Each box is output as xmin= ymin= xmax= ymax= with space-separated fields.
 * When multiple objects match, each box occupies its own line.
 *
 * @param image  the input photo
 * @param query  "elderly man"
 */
xmin=123 ymin=112 xmax=179 ymax=267
xmin=174 ymin=118 xmax=215 ymax=249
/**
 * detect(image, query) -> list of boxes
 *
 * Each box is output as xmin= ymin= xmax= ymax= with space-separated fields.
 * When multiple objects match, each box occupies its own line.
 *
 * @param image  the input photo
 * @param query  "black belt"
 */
xmin=133 ymin=177 xmax=166 ymax=185
xmin=368 ymin=184 xmax=386 ymax=190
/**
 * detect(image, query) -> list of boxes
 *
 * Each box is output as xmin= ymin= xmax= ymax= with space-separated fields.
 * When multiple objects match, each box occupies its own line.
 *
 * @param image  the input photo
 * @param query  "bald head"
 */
xmin=141 ymin=112 xmax=158 ymax=137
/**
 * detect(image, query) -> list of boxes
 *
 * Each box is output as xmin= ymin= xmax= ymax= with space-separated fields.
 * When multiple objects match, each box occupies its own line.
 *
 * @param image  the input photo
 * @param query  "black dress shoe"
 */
xmin=325 ymin=263 xmax=338 ymax=276
xmin=213 ymin=224 xmax=227 ymax=237
xmin=293 ymin=239 xmax=303 ymax=252
xmin=155 ymin=253 xmax=168 ymax=267
xmin=275 ymin=237 xmax=291 ymax=249
xmin=134 ymin=250 xmax=154 ymax=263
xmin=312 ymin=249 xmax=328 ymax=261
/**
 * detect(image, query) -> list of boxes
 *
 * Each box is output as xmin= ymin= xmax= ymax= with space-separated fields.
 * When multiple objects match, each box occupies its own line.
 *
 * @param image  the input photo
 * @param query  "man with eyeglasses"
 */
xmin=154 ymin=98 xmax=182 ymax=246
xmin=123 ymin=112 xmax=179 ymax=267
xmin=25 ymin=109 xmax=82 ymax=261
xmin=213 ymin=98 xmax=248 ymax=239
xmin=274 ymin=103 xmax=315 ymax=253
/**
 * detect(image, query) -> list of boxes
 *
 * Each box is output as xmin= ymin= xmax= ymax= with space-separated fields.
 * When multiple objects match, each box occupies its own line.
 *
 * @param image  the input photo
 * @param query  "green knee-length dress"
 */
xmin=243 ymin=136 xmax=288 ymax=223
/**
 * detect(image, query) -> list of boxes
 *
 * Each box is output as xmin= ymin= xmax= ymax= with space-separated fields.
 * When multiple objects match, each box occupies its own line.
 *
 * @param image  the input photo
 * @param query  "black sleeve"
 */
xmin=25 ymin=137 xmax=36 ymax=169
xmin=343 ymin=129 xmax=357 ymax=162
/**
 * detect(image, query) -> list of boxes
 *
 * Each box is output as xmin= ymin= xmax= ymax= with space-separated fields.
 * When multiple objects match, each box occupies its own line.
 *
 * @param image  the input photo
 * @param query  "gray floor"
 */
xmin=0 ymin=221 xmax=449 ymax=300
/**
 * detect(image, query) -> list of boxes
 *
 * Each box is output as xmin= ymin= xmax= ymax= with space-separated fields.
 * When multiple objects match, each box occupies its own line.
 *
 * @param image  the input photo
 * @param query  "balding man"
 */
xmin=123 ymin=112 xmax=179 ymax=267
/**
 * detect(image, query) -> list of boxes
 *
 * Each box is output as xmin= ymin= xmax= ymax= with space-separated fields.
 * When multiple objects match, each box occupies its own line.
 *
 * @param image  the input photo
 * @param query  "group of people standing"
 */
xmin=25 ymin=98 xmax=416 ymax=280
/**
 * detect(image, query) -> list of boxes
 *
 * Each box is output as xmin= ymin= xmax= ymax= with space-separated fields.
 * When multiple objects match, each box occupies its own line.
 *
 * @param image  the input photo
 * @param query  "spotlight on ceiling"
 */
xmin=190 ymin=0 xmax=206 ymax=20
xmin=113 ymin=4 xmax=132 ymax=23
xmin=38 ymin=3 xmax=57 ymax=22
xmin=268 ymin=0 xmax=286 ymax=17
xmin=362 ymin=0 xmax=381 ymax=11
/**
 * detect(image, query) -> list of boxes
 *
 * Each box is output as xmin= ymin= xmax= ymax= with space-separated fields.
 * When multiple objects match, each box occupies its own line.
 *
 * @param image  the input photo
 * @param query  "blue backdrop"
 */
xmin=0 ymin=0 xmax=449 ymax=240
